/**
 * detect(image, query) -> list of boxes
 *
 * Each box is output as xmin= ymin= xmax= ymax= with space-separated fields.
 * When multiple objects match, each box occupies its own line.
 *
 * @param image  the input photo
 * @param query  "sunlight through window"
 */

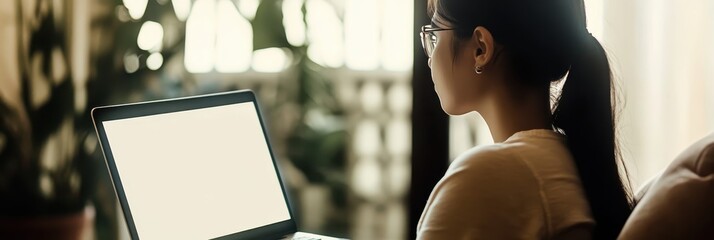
xmin=345 ymin=0 xmax=379 ymax=70
xmin=137 ymin=21 xmax=163 ymax=52
xmin=381 ymin=0 xmax=413 ymax=71
xmin=283 ymin=0 xmax=306 ymax=46
xmin=184 ymin=0 xmax=413 ymax=73
xmin=584 ymin=0 xmax=604 ymax=40
xmin=252 ymin=48 xmax=289 ymax=73
xmin=185 ymin=0 xmax=216 ymax=73
xmin=306 ymin=0 xmax=344 ymax=68
xmin=238 ymin=0 xmax=260 ymax=20
xmin=171 ymin=0 xmax=192 ymax=21
xmin=215 ymin=0 xmax=252 ymax=73
xmin=147 ymin=52 xmax=163 ymax=70
xmin=123 ymin=0 xmax=148 ymax=19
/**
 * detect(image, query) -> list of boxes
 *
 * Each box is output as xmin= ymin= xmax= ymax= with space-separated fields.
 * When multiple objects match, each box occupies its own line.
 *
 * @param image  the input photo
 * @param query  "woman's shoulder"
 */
xmin=450 ymin=131 xmax=572 ymax=180
xmin=442 ymin=143 xmax=541 ymax=192
xmin=450 ymin=143 xmax=534 ymax=175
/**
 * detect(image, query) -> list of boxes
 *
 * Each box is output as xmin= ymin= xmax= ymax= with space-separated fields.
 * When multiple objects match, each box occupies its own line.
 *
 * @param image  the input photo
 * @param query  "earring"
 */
xmin=474 ymin=66 xmax=484 ymax=74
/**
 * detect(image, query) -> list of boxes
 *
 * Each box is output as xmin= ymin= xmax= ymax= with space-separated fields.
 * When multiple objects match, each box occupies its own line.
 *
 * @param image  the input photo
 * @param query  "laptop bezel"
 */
xmin=91 ymin=90 xmax=298 ymax=240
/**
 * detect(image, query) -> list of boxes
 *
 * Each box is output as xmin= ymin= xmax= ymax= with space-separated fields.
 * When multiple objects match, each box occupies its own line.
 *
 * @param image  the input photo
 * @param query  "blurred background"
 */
xmin=0 ymin=0 xmax=712 ymax=239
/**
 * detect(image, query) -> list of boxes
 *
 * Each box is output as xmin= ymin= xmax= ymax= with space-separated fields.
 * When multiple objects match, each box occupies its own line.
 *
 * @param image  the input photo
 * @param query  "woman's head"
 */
xmin=423 ymin=0 xmax=586 ymax=114
xmin=423 ymin=0 xmax=633 ymax=238
xmin=422 ymin=20 xmax=502 ymax=115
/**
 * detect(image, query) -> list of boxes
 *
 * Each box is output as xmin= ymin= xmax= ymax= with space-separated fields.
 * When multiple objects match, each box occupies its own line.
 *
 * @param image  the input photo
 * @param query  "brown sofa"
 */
xmin=619 ymin=133 xmax=714 ymax=239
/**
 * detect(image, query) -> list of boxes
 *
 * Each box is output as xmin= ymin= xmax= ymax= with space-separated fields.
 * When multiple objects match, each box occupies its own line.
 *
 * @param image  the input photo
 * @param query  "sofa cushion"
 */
xmin=619 ymin=133 xmax=714 ymax=240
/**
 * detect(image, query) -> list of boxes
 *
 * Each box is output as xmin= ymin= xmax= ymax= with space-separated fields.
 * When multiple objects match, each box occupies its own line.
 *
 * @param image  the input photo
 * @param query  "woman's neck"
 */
xmin=480 ymin=83 xmax=553 ymax=143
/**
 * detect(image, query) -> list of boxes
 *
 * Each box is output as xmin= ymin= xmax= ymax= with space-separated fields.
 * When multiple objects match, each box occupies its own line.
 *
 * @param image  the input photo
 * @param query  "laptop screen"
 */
xmin=101 ymin=102 xmax=291 ymax=239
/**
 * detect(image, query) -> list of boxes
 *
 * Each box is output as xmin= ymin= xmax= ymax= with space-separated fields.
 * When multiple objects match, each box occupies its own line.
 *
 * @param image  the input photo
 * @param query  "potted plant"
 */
xmin=0 ymin=0 xmax=97 ymax=238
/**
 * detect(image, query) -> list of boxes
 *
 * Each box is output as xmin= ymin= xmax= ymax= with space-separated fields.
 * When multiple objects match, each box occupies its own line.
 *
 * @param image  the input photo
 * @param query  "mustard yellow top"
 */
xmin=417 ymin=129 xmax=594 ymax=240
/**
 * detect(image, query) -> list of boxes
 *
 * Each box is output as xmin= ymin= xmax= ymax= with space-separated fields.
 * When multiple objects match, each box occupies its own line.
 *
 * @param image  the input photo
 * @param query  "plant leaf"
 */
xmin=252 ymin=0 xmax=290 ymax=50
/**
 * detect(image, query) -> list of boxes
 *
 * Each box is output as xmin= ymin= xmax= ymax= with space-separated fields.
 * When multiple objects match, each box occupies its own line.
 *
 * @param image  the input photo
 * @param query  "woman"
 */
xmin=416 ymin=0 xmax=633 ymax=239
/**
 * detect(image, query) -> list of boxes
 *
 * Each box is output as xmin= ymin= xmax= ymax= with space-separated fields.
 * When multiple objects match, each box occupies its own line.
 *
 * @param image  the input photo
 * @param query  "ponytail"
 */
xmin=552 ymin=34 xmax=633 ymax=239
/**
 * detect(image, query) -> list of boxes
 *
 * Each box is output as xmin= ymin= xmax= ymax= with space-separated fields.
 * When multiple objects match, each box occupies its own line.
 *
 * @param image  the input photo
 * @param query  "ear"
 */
xmin=471 ymin=26 xmax=496 ymax=69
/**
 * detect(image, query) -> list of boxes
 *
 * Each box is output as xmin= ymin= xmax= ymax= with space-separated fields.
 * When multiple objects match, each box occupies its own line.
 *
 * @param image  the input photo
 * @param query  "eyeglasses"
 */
xmin=420 ymin=25 xmax=455 ymax=57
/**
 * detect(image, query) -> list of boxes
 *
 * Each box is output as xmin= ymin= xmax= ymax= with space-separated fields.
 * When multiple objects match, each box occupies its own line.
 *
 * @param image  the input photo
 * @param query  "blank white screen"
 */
xmin=102 ymin=103 xmax=291 ymax=240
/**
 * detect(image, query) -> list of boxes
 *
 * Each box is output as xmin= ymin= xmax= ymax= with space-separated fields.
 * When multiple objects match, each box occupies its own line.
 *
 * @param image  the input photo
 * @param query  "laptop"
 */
xmin=91 ymin=90 xmax=344 ymax=240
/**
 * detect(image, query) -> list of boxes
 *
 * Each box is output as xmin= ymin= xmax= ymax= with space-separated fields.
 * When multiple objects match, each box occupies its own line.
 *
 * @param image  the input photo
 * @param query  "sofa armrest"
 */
xmin=619 ymin=133 xmax=714 ymax=240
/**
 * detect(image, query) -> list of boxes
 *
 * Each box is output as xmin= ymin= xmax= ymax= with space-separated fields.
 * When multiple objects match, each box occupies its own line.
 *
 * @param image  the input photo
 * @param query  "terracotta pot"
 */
xmin=0 ymin=206 xmax=95 ymax=240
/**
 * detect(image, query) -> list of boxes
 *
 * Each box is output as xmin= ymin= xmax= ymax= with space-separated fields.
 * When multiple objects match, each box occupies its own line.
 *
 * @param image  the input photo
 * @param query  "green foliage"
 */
xmin=252 ymin=0 xmax=291 ymax=50
xmin=252 ymin=0 xmax=347 ymax=207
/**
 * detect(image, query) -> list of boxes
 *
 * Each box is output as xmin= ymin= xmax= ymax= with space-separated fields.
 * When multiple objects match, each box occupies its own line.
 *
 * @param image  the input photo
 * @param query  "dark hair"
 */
xmin=428 ymin=0 xmax=633 ymax=239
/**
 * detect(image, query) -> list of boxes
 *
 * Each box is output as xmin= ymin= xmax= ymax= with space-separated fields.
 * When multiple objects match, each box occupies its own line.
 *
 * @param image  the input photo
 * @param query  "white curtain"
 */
xmin=592 ymin=0 xmax=714 ymax=188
